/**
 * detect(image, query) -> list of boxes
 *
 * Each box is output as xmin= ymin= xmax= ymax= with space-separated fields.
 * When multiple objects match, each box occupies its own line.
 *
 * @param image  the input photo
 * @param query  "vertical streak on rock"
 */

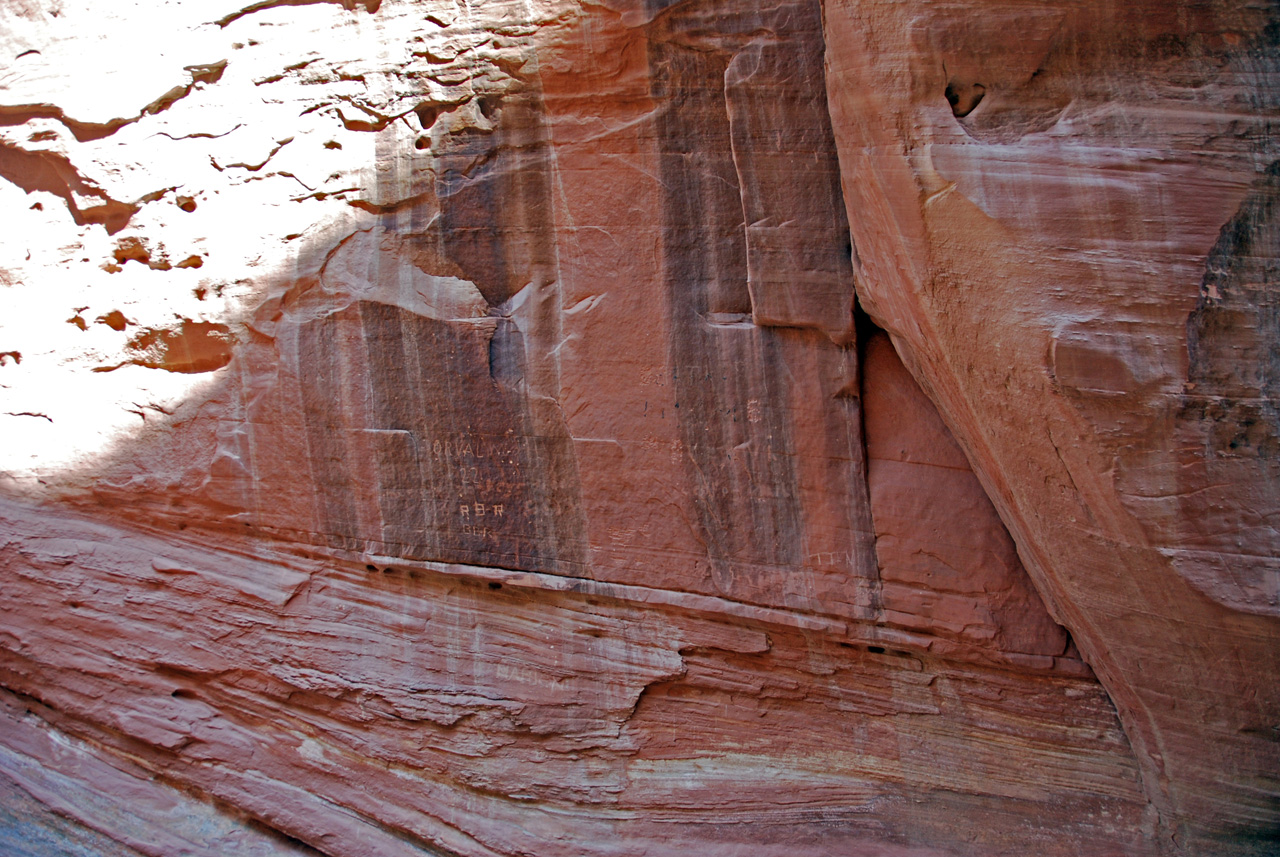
xmin=359 ymin=301 xmax=433 ymax=556
xmin=424 ymin=82 xmax=588 ymax=573
xmin=298 ymin=311 xmax=362 ymax=552
xmin=649 ymin=36 xmax=804 ymax=596
xmin=272 ymin=72 xmax=591 ymax=576
xmin=292 ymin=299 xmax=588 ymax=576
xmin=724 ymin=11 xmax=857 ymax=343
xmin=499 ymin=91 xmax=568 ymax=396
xmin=643 ymin=4 xmax=878 ymax=615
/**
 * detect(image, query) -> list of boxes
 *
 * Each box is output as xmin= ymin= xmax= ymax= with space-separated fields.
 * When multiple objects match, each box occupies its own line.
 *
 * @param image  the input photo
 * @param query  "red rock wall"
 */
xmin=823 ymin=0 xmax=1280 ymax=852
xmin=0 ymin=1 xmax=1275 ymax=855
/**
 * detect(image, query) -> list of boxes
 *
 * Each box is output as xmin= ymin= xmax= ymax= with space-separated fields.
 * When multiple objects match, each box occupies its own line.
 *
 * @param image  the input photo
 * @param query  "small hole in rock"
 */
xmin=366 ymin=564 xmax=377 ymax=572
xmin=478 ymin=95 xmax=501 ymax=120
xmin=414 ymin=104 xmax=439 ymax=129
xmin=944 ymin=80 xmax=986 ymax=118
xmin=867 ymin=645 xmax=886 ymax=654
xmin=488 ymin=582 xmax=502 ymax=590
xmin=414 ymin=136 xmax=430 ymax=150
xmin=383 ymin=566 xmax=396 ymax=573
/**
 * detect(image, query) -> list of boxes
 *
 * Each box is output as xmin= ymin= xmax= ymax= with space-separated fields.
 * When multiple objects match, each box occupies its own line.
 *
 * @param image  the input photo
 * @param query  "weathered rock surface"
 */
xmin=824 ymin=0 xmax=1280 ymax=852
xmin=0 ymin=0 xmax=1274 ymax=855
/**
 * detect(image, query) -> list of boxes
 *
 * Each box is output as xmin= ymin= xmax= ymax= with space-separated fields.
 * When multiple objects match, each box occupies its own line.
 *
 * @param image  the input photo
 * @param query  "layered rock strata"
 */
xmin=823 ymin=0 xmax=1280 ymax=851
xmin=0 ymin=0 xmax=1275 ymax=855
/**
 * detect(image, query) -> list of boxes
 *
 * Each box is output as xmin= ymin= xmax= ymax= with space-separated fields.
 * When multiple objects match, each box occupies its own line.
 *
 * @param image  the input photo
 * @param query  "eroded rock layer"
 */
xmin=824 ymin=0 xmax=1280 ymax=851
xmin=0 ymin=0 xmax=1275 ymax=855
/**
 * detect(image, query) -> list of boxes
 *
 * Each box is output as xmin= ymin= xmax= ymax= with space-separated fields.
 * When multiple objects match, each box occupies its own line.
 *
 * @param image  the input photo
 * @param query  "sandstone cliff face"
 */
xmin=823 ymin=1 xmax=1280 ymax=852
xmin=0 ymin=1 xmax=1274 ymax=855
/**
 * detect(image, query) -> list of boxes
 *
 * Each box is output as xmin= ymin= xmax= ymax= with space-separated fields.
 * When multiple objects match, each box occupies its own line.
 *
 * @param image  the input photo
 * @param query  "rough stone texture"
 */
xmin=863 ymin=330 xmax=1071 ymax=658
xmin=0 ymin=1 xmax=1274 ymax=855
xmin=824 ymin=0 xmax=1280 ymax=853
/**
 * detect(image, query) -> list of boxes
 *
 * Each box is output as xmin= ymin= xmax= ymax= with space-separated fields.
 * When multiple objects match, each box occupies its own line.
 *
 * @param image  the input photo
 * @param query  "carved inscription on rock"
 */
xmin=293 ymin=301 xmax=584 ymax=574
